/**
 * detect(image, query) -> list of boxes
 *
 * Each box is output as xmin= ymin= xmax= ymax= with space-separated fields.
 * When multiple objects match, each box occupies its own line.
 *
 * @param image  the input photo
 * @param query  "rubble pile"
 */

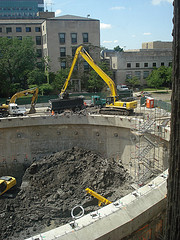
xmin=0 ymin=147 xmax=133 ymax=240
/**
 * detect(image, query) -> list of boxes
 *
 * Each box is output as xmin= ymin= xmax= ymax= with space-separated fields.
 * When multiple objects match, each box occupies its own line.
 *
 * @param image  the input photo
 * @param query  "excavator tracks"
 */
xmin=99 ymin=107 xmax=133 ymax=116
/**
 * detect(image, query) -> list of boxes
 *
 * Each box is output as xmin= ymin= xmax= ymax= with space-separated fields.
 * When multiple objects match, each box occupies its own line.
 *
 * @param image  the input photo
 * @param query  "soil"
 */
xmin=0 ymin=147 xmax=133 ymax=240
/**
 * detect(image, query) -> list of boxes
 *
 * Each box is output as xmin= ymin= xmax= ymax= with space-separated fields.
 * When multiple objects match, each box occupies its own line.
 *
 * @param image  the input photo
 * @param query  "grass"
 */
xmin=143 ymin=87 xmax=171 ymax=93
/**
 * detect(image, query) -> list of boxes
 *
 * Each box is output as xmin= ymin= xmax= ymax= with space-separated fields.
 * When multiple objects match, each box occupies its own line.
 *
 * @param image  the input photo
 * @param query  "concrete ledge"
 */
xmin=25 ymin=170 xmax=168 ymax=240
xmin=0 ymin=114 xmax=170 ymax=141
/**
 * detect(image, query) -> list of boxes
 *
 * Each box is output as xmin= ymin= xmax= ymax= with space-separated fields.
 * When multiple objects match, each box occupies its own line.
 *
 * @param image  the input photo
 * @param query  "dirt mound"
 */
xmin=0 ymin=147 xmax=133 ymax=240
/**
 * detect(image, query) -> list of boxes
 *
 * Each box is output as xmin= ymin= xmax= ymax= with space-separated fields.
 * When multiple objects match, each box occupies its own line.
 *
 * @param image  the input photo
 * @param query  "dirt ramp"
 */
xmin=0 ymin=147 xmax=133 ymax=240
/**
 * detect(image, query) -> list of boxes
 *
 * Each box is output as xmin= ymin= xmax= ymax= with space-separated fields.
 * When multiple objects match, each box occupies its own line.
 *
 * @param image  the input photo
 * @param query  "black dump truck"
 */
xmin=49 ymin=97 xmax=84 ymax=113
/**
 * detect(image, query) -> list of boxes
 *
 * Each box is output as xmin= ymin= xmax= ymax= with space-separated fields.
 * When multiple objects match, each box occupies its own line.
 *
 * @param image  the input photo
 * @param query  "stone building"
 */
xmin=0 ymin=14 xmax=100 ymax=74
xmin=102 ymin=41 xmax=172 ymax=86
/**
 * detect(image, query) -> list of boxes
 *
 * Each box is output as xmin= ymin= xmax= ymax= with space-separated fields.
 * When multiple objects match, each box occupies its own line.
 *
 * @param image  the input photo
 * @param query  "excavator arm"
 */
xmin=9 ymin=87 xmax=39 ymax=113
xmin=60 ymin=46 xmax=83 ymax=98
xmin=60 ymin=46 xmax=118 ymax=100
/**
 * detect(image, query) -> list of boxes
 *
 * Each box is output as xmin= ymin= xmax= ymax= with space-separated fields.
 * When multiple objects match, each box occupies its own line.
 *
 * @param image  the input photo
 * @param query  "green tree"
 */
xmin=27 ymin=69 xmax=46 ymax=86
xmin=125 ymin=76 xmax=140 ymax=89
xmin=39 ymin=83 xmax=53 ymax=95
xmin=0 ymin=37 xmax=37 ymax=96
xmin=146 ymin=66 xmax=172 ymax=88
xmin=114 ymin=45 xmax=123 ymax=52
xmin=51 ymin=68 xmax=70 ymax=94
xmin=88 ymin=61 xmax=112 ymax=92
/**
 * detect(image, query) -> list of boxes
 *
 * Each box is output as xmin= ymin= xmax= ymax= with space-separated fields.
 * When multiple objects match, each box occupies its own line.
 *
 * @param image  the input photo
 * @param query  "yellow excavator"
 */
xmin=0 ymin=87 xmax=39 ymax=116
xmin=59 ymin=45 xmax=137 ymax=116
xmin=0 ymin=176 xmax=16 ymax=196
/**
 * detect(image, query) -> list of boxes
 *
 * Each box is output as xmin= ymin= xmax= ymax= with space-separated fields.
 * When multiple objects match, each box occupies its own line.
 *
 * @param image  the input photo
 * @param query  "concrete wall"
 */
xmin=25 ymin=170 xmax=168 ymax=240
xmin=0 ymin=115 xmax=134 ymax=177
xmin=0 ymin=114 xmax=170 ymax=177
xmin=0 ymin=114 xmax=170 ymax=239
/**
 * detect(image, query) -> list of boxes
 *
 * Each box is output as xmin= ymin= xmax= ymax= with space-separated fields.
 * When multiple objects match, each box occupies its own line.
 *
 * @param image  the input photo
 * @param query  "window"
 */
xmin=36 ymin=49 xmax=42 ymax=58
xmin=135 ymin=71 xmax=141 ymax=79
xmin=17 ymin=36 xmax=22 ymax=40
xmin=59 ymin=33 xmax=65 ymax=44
xmin=6 ymin=27 xmax=12 ymax=33
xmin=61 ymin=61 xmax=66 ymax=69
xmin=36 ymin=36 xmax=41 ymax=45
xmin=144 ymin=63 xmax=148 ymax=67
xmin=71 ymin=33 xmax=77 ymax=44
xmin=127 ymin=63 xmax=131 ymax=68
xmin=0 ymin=181 xmax=7 ymax=193
xmin=161 ymin=62 xmax=164 ymax=66
xmin=169 ymin=62 xmax=172 ymax=67
xmin=136 ymin=63 xmax=140 ymax=68
xmin=35 ymin=27 xmax=41 ymax=32
xmin=143 ymin=71 xmax=149 ymax=79
xmin=0 ymin=27 xmax=2 ymax=32
xmin=83 ymin=33 xmax=88 ymax=43
xmin=26 ymin=27 xmax=31 ymax=32
xmin=7 ymin=36 xmax=12 ymax=39
xmin=153 ymin=62 xmax=156 ymax=67
xmin=60 ymin=47 xmax=66 ymax=57
xmin=16 ymin=27 xmax=22 ymax=32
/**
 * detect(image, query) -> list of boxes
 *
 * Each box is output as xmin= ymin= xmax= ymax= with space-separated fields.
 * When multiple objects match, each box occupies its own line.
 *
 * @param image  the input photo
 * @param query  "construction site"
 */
xmin=0 ymin=94 xmax=171 ymax=240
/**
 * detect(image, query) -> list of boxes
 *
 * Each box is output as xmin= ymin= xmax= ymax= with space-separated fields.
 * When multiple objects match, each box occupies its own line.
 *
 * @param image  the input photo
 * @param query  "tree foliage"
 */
xmin=114 ymin=45 xmax=123 ymax=52
xmin=88 ymin=61 xmax=112 ymax=92
xmin=125 ymin=76 xmax=140 ymax=89
xmin=51 ymin=68 xmax=70 ymax=94
xmin=0 ymin=37 xmax=37 ymax=96
xmin=27 ymin=69 xmax=46 ymax=86
xmin=146 ymin=66 xmax=172 ymax=88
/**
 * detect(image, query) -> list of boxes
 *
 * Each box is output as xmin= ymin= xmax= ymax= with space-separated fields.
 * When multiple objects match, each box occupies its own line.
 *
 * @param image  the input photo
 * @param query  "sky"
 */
xmin=44 ymin=0 xmax=173 ymax=50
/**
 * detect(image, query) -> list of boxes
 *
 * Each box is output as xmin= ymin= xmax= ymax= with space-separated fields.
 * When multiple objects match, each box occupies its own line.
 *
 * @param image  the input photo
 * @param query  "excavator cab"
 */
xmin=106 ymin=96 xmax=119 ymax=105
xmin=106 ymin=97 xmax=114 ymax=105
xmin=0 ymin=176 xmax=16 ymax=196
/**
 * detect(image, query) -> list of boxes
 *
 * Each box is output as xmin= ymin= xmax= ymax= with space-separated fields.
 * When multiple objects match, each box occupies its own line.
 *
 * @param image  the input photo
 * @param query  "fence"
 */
xmin=140 ymin=96 xmax=171 ymax=112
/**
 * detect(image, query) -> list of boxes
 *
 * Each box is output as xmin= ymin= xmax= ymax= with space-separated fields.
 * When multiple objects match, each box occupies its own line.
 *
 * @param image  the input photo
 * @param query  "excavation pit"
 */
xmin=0 ymin=113 xmax=170 ymax=240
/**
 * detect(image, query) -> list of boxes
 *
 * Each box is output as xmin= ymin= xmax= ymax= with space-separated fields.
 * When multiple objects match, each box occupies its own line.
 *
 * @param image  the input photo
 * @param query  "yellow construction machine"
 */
xmin=59 ymin=45 xmax=137 ymax=115
xmin=0 ymin=87 xmax=39 ymax=117
xmin=0 ymin=176 xmax=17 ymax=196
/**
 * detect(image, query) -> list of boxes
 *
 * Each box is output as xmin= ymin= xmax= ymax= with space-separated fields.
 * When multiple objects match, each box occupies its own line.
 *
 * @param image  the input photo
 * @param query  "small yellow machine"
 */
xmin=85 ymin=188 xmax=112 ymax=206
xmin=0 ymin=87 xmax=39 ymax=115
xmin=0 ymin=176 xmax=17 ymax=196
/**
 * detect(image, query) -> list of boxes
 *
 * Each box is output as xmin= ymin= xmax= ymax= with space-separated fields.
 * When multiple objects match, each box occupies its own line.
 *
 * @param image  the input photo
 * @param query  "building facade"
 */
xmin=102 ymin=41 xmax=172 ymax=86
xmin=0 ymin=0 xmax=44 ymax=19
xmin=0 ymin=14 xmax=100 ymax=74
xmin=41 ymin=15 xmax=100 ymax=72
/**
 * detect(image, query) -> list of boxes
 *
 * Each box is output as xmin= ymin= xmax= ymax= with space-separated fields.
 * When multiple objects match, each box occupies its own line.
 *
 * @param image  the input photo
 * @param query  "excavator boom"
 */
xmin=60 ymin=46 xmax=118 ymax=99
xmin=59 ymin=45 xmax=137 ymax=115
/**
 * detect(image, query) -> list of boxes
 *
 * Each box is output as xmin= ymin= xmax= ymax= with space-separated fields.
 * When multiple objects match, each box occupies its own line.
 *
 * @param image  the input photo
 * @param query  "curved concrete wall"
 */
xmin=0 ymin=114 xmax=150 ymax=177
xmin=0 ymin=114 xmax=170 ymax=239
xmin=25 ymin=170 xmax=168 ymax=240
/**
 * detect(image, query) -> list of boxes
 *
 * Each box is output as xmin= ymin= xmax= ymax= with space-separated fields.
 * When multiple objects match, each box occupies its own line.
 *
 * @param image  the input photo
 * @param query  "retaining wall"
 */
xmin=0 ymin=114 xmax=170 ymax=239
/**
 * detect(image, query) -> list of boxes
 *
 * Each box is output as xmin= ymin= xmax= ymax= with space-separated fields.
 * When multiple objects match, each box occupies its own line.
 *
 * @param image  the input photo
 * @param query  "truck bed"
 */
xmin=49 ymin=97 xmax=84 ymax=113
